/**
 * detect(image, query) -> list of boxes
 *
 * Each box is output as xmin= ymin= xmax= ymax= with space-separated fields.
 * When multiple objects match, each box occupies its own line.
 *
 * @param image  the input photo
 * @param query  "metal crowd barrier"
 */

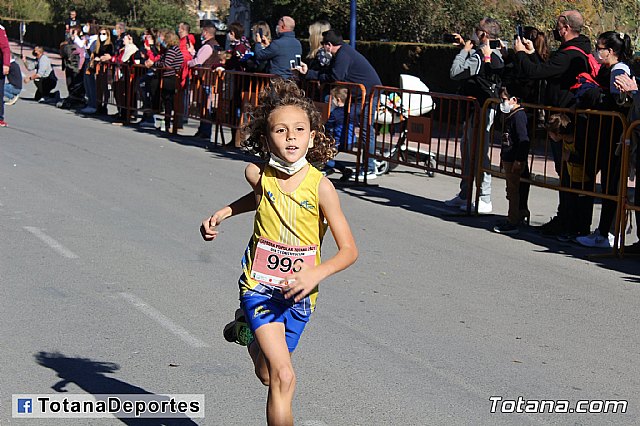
xmin=95 ymin=62 xmax=181 ymax=129
xmin=365 ymin=85 xmax=480 ymax=194
xmin=478 ymin=98 xmax=629 ymax=256
xmin=619 ymin=119 xmax=640 ymax=256
xmin=210 ymin=70 xmax=275 ymax=147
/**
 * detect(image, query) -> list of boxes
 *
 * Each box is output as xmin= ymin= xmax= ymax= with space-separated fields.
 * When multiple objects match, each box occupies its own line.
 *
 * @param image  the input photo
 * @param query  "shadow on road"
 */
xmin=337 ymin=183 xmax=640 ymax=281
xmin=34 ymin=351 xmax=199 ymax=425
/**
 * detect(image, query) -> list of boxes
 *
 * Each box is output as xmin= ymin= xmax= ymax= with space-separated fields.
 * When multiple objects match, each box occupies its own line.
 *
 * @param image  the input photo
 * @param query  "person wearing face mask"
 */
xmin=253 ymin=16 xmax=301 ymax=79
xmin=445 ymin=17 xmax=505 ymax=213
xmin=112 ymin=22 xmax=126 ymax=52
xmin=494 ymin=86 xmax=530 ymax=234
xmin=22 ymin=46 xmax=59 ymax=102
xmin=513 ymin=10 xmax=592 ymax=238
xmin=92 ymin=27 xmax=115 ymax=115
xmin=571 ymin=31 xmax=634 ymax=249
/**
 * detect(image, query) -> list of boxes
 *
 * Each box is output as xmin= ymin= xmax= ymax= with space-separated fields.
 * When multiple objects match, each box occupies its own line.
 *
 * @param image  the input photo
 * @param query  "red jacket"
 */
xmin=0 ymin=25 xmax=11 ymax=68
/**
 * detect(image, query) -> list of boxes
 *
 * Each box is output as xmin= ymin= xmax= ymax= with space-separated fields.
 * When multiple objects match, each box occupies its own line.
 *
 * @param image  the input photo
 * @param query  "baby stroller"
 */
xmin=375 ymin=74 xmax=436 ymax=176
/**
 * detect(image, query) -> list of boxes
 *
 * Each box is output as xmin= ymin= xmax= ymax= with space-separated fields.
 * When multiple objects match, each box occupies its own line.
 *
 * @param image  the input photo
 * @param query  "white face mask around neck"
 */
xmin=268 ymin=151 xmax=309 ymax=175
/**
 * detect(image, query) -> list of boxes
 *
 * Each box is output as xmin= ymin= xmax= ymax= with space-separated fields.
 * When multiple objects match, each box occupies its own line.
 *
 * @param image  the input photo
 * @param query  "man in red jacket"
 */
xmin=0 ymin=22 xmax=11 ymax=127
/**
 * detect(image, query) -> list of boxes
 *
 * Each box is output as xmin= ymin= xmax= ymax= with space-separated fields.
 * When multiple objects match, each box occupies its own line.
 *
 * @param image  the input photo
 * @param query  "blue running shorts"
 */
xmin=240 ymin=284 xmax=312 ymax=352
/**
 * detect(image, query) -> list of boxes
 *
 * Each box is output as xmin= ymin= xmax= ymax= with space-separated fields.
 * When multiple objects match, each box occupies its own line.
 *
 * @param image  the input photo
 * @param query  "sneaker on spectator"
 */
xmin=534 ymin=216 xmax=563 ymax=236
xmin=575 ymin=230 xmax=614 ymax=248
xmin=460 ymin=199 xmax=492 ymax=214
xmin=0 ymin=120 xmax=7 ymax=127
xmin=79 ymin=106 xmax=97 ymax=114
xmin=352 ymin=170 xmax=377 ymax=181
xmin=5 ymin=95 xmax=19 ymax=106
xmin=493 ymin=222 xmax=519 ymax=235
xmin=444 ymin=195 xmax=466 ymax=208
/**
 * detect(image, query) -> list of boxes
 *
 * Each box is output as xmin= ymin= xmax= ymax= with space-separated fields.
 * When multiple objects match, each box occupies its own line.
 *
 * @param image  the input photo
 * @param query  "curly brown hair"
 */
xmin=242 ymin=78 xmax=337 ymax=164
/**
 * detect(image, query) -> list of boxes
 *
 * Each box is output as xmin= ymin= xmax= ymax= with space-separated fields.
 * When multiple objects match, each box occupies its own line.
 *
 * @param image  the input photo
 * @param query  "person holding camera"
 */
xmin=445 ymin=17 xmax=505 ymax=214
xmin=513 ymin=11 xmax=592 ymax=237
xmin=253 ymin=16 xmax=301 ymax=79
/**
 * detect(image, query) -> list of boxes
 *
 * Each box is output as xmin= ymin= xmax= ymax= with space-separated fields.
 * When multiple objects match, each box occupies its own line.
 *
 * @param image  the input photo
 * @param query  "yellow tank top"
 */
xmin=240 ymin=165 xmax=327 ymax=307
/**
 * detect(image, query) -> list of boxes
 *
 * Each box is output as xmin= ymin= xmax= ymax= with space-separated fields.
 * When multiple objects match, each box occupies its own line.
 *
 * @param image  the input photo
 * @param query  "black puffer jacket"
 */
xmin=514 ymin=34 xmax=592 ymax=108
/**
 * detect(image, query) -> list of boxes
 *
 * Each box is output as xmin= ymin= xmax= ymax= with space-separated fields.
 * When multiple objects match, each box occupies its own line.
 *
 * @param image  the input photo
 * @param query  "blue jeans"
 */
xmin=4 ymin=83 xmax=21 ymax=100
xmin=83 ymin=73 xmax=96 ymax=108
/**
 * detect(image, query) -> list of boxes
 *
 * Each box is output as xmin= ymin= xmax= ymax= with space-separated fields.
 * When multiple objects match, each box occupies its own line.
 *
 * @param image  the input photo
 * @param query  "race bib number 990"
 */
xmin=250 ymin=237 xmax=317 ymax=287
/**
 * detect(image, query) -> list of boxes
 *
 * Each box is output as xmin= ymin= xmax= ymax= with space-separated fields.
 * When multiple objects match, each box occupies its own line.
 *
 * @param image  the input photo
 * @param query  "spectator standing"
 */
xmin=80 ymin=23 xmax=99 ymax=114
xmin=111 ymin=33 xmax=141 ymax=124
xmin=614 ymin=72 xmax=640 ymax=253
xmin=574 ymin=31 xmax=633 ymax=249
xmin=112 ymin=22 xmax=126 ymax=52
xmin=493 ymin=87 xmax=530 ymax=234
xmin=22 ymin=47 xmax=58 ymax=102
xmin=178 ymin=22 xmax=196 ymax=63
xmin=445 ymin=17 xmax=505 ymax=213
xmin=513 ymin=10 xmax=592 ymax=236
xmin=224 ymin=22 xmax=251 ymax=71
xmin=246 ymin=22 xmax=271 ymax=73
xmin=253 ymin=16 xmax=301 ymax=79
xmin=137 ymin=29 xmax=163 ymax=127
xmin=299 ymin=29 xmax=382 ymax=179
xmin=305 ymin=20 xmax=332 ymax=72
xmin=65 ymin=10 xmax=79 ymax=35
xmin=0 ymin=22 xmax=11 ymax=127
xmin=186 ymin=23 xmax=222 ymax=138
xmin=146 ymin=30 xmax=183 ymax=132
xmin=4 ymin=55 xmax=23 ymax=105
xmin=93 ymin=28 xmax=115 ymax=115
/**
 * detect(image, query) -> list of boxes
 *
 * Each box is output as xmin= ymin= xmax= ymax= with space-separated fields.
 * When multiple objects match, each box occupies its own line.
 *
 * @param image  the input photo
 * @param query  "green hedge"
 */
xmin=353 ymin=41 xmax=460 ymax=93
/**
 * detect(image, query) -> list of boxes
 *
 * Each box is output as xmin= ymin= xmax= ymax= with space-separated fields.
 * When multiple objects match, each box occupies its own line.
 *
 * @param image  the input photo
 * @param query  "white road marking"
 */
xmin=119 ymin=292 xmax=209 ymax=348
xmin=23 ymin=226 xmax=79 ymax=259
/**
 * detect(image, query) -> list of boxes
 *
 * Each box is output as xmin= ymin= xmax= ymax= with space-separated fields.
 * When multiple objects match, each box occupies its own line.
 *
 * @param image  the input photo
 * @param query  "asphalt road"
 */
xmin=1 ymin=87 xmax=639 ymax=425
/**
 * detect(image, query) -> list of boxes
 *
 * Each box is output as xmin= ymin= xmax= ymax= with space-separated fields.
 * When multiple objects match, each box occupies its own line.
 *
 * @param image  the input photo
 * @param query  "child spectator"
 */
xmin=200 ymin=79 xmax=357 ymax=425
xmin=324 ymin=85 xmax=355 ymax=180
xmin=493 ymin=87 xmax=530 ymax=234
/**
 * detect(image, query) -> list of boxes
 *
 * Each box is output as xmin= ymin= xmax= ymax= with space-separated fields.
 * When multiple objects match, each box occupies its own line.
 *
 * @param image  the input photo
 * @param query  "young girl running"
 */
xmin=200 ymin=79 xmax=358 ymax=425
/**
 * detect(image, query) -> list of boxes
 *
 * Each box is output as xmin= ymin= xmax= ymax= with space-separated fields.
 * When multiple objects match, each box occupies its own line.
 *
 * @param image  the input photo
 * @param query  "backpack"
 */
xmin=562 ymin=46 xmax=601 ymax=95
xmin=466 ymin=50 xmax=503 ymax=103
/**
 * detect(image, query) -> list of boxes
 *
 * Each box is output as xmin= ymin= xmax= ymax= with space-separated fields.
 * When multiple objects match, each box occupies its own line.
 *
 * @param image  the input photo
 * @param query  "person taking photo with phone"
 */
xmin=445 ymin=17 xmax=505 ymax=214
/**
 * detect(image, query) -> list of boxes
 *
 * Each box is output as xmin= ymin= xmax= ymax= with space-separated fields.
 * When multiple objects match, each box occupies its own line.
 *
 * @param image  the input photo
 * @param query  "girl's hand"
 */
xmin=282 ymin=263 xmax=322 ymax=303
xmin=200 ymin=214 xmax=222 ymax=241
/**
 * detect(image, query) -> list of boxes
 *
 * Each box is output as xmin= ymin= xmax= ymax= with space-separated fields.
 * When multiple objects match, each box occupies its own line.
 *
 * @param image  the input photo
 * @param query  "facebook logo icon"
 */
xmin=17 ymin=398 xmax=32 ymax=413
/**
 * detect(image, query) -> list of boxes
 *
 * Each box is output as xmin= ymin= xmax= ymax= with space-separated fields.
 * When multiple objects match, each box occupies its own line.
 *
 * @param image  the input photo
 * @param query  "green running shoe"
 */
xmin=223 ymin=308 xmax=254 ymax=346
